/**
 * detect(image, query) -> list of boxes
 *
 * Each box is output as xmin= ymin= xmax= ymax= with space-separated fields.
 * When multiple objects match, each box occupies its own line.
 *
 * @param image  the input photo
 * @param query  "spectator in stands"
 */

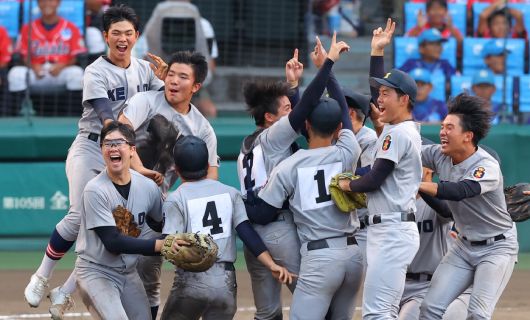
xmin=7 ymin=0 xmax=86 ymax=95
xmin=467 ymin=0 xmax=530 ymax=11
xmin=482 ymin=39 xmax=508 ymax=74
xmin=400 ymin=28 xmax=456 ymax=79
xmin=406 ymin=0 xmax=463 ymax=46
xmin=477 ymin=0 xmax=527 ymax=38
xmin=410 ymin=68 xmax=447 ymax=122
xmin=471 ymin=68 xmax=509 ymax=124
xmin=85 ymin=0 xmax=107 ymax=55
xmin=0 ymin=25 xmax=13 ymax=86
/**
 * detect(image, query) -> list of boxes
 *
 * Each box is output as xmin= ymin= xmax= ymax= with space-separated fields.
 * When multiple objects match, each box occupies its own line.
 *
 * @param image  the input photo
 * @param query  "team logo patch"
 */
xmin=473 ymin=167 xmax=486 ymax=179
xmin=382 ymin=135 xmax=392 ymax=151
xmin=61 ymin=28 xmax=72 ymax=41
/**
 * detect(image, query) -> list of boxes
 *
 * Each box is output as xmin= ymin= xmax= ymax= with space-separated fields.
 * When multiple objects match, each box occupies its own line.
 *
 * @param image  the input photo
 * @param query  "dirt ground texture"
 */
xmin=1 ymin=269 xmax=529 ymax=319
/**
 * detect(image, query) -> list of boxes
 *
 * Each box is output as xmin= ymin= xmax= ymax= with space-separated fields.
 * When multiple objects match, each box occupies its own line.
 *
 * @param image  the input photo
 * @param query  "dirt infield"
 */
xmin=1 ymin=269 xmax=529 ymax=319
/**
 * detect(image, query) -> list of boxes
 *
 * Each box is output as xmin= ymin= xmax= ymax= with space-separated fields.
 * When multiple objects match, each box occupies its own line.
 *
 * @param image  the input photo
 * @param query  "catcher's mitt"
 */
xmin=504 ymin=183 xmax=530 ymax=222
xmin=329 ymin=172 xmax=367 ymax=213
xmin=161 ymin=233 xmax=219 ymax=272
xmin=136 ymin=114 xmax=179 ymax=174
xmin=112 ymin=205 xmax=141 ymax=238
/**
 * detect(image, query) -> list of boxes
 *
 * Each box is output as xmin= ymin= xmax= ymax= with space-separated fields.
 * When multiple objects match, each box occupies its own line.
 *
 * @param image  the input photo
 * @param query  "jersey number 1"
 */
xmin=202 ymin=201 xmax=224 ymax=235
xmin=314 ymin=170 xmax=331 ymax=203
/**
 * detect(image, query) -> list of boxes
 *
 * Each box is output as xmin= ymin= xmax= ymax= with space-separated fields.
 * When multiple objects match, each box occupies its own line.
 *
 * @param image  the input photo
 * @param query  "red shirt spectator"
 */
xmin=16 ymin=17 xmax=86 ymax=65
xmin=0 ymin=26 xmax=12 ymax=68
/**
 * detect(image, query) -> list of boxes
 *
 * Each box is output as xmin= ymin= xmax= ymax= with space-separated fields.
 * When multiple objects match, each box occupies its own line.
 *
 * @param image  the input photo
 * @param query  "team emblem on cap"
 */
xmin=473 ymin=167 xmax=486 ymax=179
xmin=384 ymin=72 xmax=391 ymax=79
xmin=382 ymin=135 xmax=392 ymax=151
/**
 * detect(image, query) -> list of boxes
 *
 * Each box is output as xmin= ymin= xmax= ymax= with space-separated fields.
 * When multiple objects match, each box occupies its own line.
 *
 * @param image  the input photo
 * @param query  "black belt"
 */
xmin=463 ymin=234 xmax=506 ymax=246
xmin=362 ymin=212 xmax=415 ymax=226
xmin=406 ymin=272 xmax=433 ymax=281
xmin=307 ymin=236 xmax=357 ymax=251
xmin=88 ymin=133 xmax=99 ymax=142
xmin=222 ymin=262 xmax=235 ymax=271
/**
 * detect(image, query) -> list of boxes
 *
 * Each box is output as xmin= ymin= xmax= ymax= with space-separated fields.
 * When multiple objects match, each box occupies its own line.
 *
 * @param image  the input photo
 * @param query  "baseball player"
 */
xmin=24 ymin=4 xmax=167 ymax=318
xmin=161 ymin=135 xmax=293 ymax=320
xmin=75 ymin=121 xmax=165 ymax=320
xmin=248 ymin=36 xmax=365 ymax=320
xmin=337 ymin=19 xmax=421 ymax=319
xmin=8 ymin=0 xmax=86 ymax=93
xmin=419 ymin=94 xmax=519 ymax=319
xmin=119 ymin=50 xmax=218 ymax=319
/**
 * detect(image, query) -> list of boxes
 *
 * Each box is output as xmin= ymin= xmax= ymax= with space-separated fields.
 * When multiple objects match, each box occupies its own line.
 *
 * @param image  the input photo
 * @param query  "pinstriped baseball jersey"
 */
xmin=367 ymin=121 xmax=422 ymax=215
xmin=162 ymin=179 xmax=248 ymax=263
xmin=258 ymin=130 xmax=361 ymax=243
xmin=79 ymin=56 xmax=164 ymax=135
xmin=76 ymin=170 xmax=163 ymax=270
xmin=237 ymin=116 xmax=299 ymax=197
xmin=355 ymin=126 xmax=377 ymax=220
xmin=421 ymin=145 xmax=513 ymax=240
xmin=409 ymin=198 xmax=452 ymax=274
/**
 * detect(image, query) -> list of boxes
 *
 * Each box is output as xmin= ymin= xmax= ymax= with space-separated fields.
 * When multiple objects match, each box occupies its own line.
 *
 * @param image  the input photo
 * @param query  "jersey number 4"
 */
xmin=202 ymin=201 xmax=224 ymax=235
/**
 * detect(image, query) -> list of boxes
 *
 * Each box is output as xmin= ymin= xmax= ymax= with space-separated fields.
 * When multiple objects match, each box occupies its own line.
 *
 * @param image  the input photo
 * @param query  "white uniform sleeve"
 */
xmin=335 ymin=129 xmax=360 ymax=171
xmin=232 ymin=190 xmax=249 ymax=227
xmin=464 ymin=159 xmax=501 ymax=194
xmin=421 ymin=144 xmax=440 ymax=172
xmin=122 ymin=93 xmax=152 ymax=130
xmin=374 ymin=130 xmax=404 ymax=164
xmin=258 ymin=163 xmax=292 ymax=209
xmin=147 ymin=184 xmax=164 ymax=222
xmin=83 ymin=190 xmax=117 ymax=229
xmin=148 ymin=68 xmax=164 ymax=91
xmin=202 ymin=124 xmax=219 ymax=167
xmin=200 ymin=18 xmax=218 ymax=59
xmin=162 ymin=198 xmax=186 ymax=234
xmin=82 ymin=67 xmax=109 ymax=102
xmin=260 ymin=116 xmax=298 ymax=153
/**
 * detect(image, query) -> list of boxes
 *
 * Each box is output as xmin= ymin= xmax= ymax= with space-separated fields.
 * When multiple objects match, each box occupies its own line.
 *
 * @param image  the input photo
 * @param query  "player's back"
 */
xmin=164 ymin=179 xmax=247 ymax=263
xmin=259 ymin=129 xmax=360 ymax=244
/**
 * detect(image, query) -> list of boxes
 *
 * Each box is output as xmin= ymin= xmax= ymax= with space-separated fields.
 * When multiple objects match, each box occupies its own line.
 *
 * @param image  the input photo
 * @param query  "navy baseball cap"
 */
xmin=410 ymin=68 xmax=432 ymax=84
xmin=418 ymin=28 xmax=447 ymax=45
xmin=472 ymin=69 xmax=495 ymax=86
xmin=308 ymin=97 xmax=342 ymax=134
xmin=173 ymin=135 xmax=209 ymax=180
xmin=482 ymin=40 xmax=510 ymax=58
xmin=369 ymin=69 xmax=417 ymax=104
xmin=342 ymin=87 xmax=370 ymax=118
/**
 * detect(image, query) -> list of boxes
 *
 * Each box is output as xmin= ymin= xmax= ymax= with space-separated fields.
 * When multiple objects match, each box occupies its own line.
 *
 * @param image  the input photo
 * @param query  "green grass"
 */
xmin=0 ymin=250 xmax=248 ymax=271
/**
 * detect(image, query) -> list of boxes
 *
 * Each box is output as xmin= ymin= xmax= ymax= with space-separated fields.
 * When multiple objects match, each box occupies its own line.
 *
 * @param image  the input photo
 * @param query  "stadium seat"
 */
xmin=451 ymin=74 xmax=514 ymax=111
xmin=518 ymin=75 xmax=530 ymax=112
xmin=0 ymin=0 xmax=20 ymax=38
xmin=404 ymin=2 xmax=466 ymax=36
xmin=473 ymin=3 xmax=530 ymax=36
xmin=462 ymin=37 xmax=525 ymax=75
xmin=394 ymin=36 xmax=457 ymax=69
xmin=23 ymin=0 xmax=85 ymax=35
xmin=430 ymin=72 xmax=446 ymax=102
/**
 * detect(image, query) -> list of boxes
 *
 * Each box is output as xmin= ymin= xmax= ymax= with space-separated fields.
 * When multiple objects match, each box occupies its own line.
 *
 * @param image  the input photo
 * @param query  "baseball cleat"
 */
xmin=24 ymin=273 xmax=49 ymax=307
xmin=48 ymin=286 xmax=75 ymax=320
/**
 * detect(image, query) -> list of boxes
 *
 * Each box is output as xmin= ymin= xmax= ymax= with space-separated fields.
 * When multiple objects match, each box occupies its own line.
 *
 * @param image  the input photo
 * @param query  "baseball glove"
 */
xmin=504 ymin=183 xmax=530 ymax=222
xmin=161 ymin=233 xmax=219 ymax=272
xmin=136 ymin=114 xmax=179 ymax=174
xmin=112 ymin=205 xmax=141 ymax=238
xmin=329 ymin=172 xmax=367 ymax=213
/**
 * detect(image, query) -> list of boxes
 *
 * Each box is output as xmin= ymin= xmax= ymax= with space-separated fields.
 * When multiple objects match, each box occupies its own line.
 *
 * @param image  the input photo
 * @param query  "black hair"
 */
xmin=102 ymin=4 xmax=140 ymax=32
xmin=167 ymin=51 xmax=208 ymax=84
xmin=447 ymin=93 xmax=493 ymax=146
xmin=100 ymin=121 xmax=136 ymax=146
xmin=243 ymin=81 xmax=292 ymax=126
xmin=487 ymin=8 xmax=513 ymax=29
xmin=395 ymin=88 xmax=415 ymax=111
xmin=426 ymin=0 xmax=448 ymax=10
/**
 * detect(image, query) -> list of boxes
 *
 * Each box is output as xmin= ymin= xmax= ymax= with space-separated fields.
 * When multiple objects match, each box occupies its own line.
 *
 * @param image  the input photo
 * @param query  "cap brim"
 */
xmin=421 ymin=38 xmax=447 ymax=44
xmin=369 ymin=77 xmax=399 ymax=90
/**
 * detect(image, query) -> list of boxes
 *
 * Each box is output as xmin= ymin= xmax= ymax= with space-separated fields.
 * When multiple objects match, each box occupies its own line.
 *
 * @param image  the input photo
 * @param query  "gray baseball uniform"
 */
xmin=56 ymin=56 xmax=163 ymax=241
xmin=259 ymin=129 xmax=364 ymax=320
xmin=419 ymin=145 xmax=519 ymax=320
xmin=75 ymin=169 xmax=163 ymax=320
xmin=236 ymin=116 xmax=301 ymax=320
xmin=123 ymin=90 xmax=219 ymax=308
xmin=363 ymin=121 xmax=422 ymax=320
xmin=160 ymin=179 xmax=247 ymax=320
xmin=353 ymin=125 xmax=378 ymax=267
